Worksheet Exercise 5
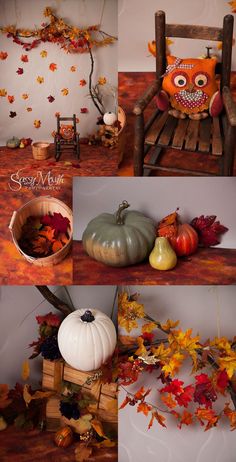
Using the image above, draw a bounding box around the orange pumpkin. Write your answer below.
[54,426,73,448]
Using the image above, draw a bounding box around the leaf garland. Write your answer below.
[118,291,236,431]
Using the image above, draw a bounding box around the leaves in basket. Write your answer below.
[41,212,70,234]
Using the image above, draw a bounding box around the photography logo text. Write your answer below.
[8,169,64,192]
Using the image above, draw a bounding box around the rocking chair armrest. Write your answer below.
[222,86,236,127]
[133,80,161,115]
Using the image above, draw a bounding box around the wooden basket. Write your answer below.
[118,106,127,165]
[42,359,118,431]
[32,142,50,160]
[9,196,72,267]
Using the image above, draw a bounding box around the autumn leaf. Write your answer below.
[91,419,107,438]
[161,319,179,332]
[36,76,44,84]
[40,50,47,58]
[0,88,7,97]
[98,76,107,85]
[36,312,61,327]
[21,360,30,381]
[191,215,228,247]
[79,79,87,86]
[218,351,236,378]
[195,407,219,431]
[23,384,54,406]
[141,332,154,343]
[16,67,24,75]
[224,403,236,430]
[0,51,8,60]
[34,119,41,128]
[118,292,144,332]
[160,379,184,395]
[55,111,60,117]
[9,111,17,118]
[75,443,92,462]
[26,107,32,112]
[7,95,15,104]
[38,225,55,241]
[175,385,194,408]
[119,395,131,409]
[211,337,232,354]
[178,410,193,428]
[47,95,55,103]
[148,411,166,429]
[151,343,172,362]
[0,384,12,409]
[32,236,51,255]
[80,107,88,113]
[161,393,176,409]
[52,240,63,253]
[216,369,229,393]
[41,212,70,234]
[162,352,185,377]
[61,88,69,96]
[194,373,217,408]
[135,337,148,357]
[22,93,29,99]
[70,65,77,72]
[141,322,157,333]
[49,62,57,71]
[168,329,200,370]
[229,1,236,13]
[137,402,152,416]
[134,386,151,401]
[21,54,28,62]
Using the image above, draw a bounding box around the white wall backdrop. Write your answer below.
[118,285,236,462]
[0,285,117,387]
[118,0,236,71]
[0,0,117,144]
[73,177,236,249]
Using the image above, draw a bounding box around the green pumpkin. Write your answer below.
[6,137,20,148]
[82,200,156,267]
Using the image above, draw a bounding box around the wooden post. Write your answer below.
[221,14,234,90]
[134,113,145,176]
[223,124,236,175]
[155,11,166,79]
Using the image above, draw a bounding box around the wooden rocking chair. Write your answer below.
[54,114,80,161]
[133,11,236,176]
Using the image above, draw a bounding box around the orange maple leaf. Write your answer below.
[7,95,15,104]
[52,240,63,254]
[195,408,219,431]
[38,226,55,242]
[0,51,8,60]
[224,403,236,430]
[134,386,151,401]
[177,410,193,428]
[141,322,157,333]
[119,395,131,410]
[137,402,152,416]
[148,411,166,429]
[80,79,87,86]
[49,62,57,71]
[161,393,176,409]
[135,337,148,357]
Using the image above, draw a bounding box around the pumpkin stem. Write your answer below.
[115,200,130,225]
[81,310,95,322]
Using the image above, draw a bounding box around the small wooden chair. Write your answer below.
[54,114,80,161]
[133,11,236,176]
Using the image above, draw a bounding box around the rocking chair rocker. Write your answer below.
[133,11,236,176]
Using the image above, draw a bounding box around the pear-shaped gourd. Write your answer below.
[149,237,177,271]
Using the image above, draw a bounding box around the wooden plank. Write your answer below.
[143,145,162,176]
[158,115,178,146]
[172,118,189,149]
[166,24,223,41]
[212,117,223,156]
[155,11,166,78]
[221,15,234,89]
[198,117,212,152]
[145,111,168,145]
[184,119,199,151]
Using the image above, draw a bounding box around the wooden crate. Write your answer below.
[42,359,118,431]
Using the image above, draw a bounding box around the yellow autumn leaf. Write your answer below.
[218,352,236,379]
[211,337,232,354]
[21,360,30,381]
[228,1,236,12]
[91,419,107,438]
[23,384,54,406]
[61,88,69,96]
[162,352,185,377]
[0,89,7,97]
[40,50,47,58]
[135,337,148,356]
[161,319,179,332]
[151,343,171,361]
[142,322,157,333]
[34,119,41,128]
[92,439,116,448]
[36,76,44,84]
[118,291,144,332]
[21,93,29,99]
[98,76,107,85]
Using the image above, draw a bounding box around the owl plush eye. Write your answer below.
[193,72,209,88]
[172,72,188,88]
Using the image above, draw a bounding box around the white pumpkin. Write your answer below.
[103,112,117,126]
[58,309,117,371]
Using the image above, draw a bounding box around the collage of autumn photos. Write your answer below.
[0,1,236,461]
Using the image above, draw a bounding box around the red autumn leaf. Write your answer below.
[216,369,229,393]
[160,379,184,395]
[119,395,131,410]
[21,54,28,62]
[141,332,154,343]
[40,213,70,234]
[0,51,8,60]
[80,107,89,113]
[137,402,152,416]
[52,240,63,253]
[9,111,17,118]
[47,95,55,103]
[8,95,15,104]
[36,312,61,327]
[190,215,228,247]
[119,360,140,385]
[49,63,57,71]
[80,79,87,86]
[175,385,194,408]
[16,67,24,75]
[134,386,151,401]
[194,373,217,408]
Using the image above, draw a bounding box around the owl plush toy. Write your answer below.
[156,56,223,120]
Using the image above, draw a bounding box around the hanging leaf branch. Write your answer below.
[118,291,236,431]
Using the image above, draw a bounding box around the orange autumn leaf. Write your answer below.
[32,236,51,255]
[162,352,185,377]
[135,337,148,357]
[36,76,44,84]
[52,240,63,254]
[59,232,69,245]
[38,225,55,242]
[0,51,8,60]
[22,93,29,100]
[23,384,54,406]
[157,211,178,239]
[229,1,236,12]
[61,88,69,96]
[7,95,15,104]
[134,386,151,401]
[0,384,12,409]
[49,62,57,71]
[21,54,28,62]
[224,403,236,430]
[119,395,131,410]
[79,79,87,86]
[161,393,176,409]
[141,322,157,333]
[161,319,179,332]
[70,65,76,72]
[91,419,107,438]
[195,408,219,431]
[98,76,107,85]
[178,410,193,428]
[137,402,152,416]
[148,411,166,429]
[75,443,92,462]
[55,112,61,117]
[34,119,41,128]
[0,88,7,97]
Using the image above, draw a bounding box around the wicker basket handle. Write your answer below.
[9,211,17,232]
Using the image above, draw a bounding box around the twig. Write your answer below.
[87,44,104,116]
[35,286,74,316]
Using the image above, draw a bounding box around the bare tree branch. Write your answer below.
[35,286,74,316]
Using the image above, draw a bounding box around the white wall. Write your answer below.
[0,285,117,387]
[0,0,117,144]
[118,0,236,71]
[73,177,236,249]
[119,285,236,462]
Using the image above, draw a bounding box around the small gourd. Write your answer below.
[149,237,177,270]
[58,309,117,371]
[103,112,117,126]
[54,426,73,448]
[6,137,20,148]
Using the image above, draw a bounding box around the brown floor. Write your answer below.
[118,72,236,176]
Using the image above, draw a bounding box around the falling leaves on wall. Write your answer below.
[36,76,44,84]
[70,65,76,72]
[98,76,107,85]
[0,51,8,60]
[79,79,87,86]
[22,93,29,99]
[55,112,60,117]
[34,119,41,128]
[49,62,57,71]
[16,67,24,75]
[26,107,32,112]
[228,1,236,13]
[9,111,16,118]
[80,107,88,113]
[61,88,69,96]
[47,95,55,103]
[40,50,47,58]
[21,54,28,62]
[0,88,7,96]
[7,95,15,104]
